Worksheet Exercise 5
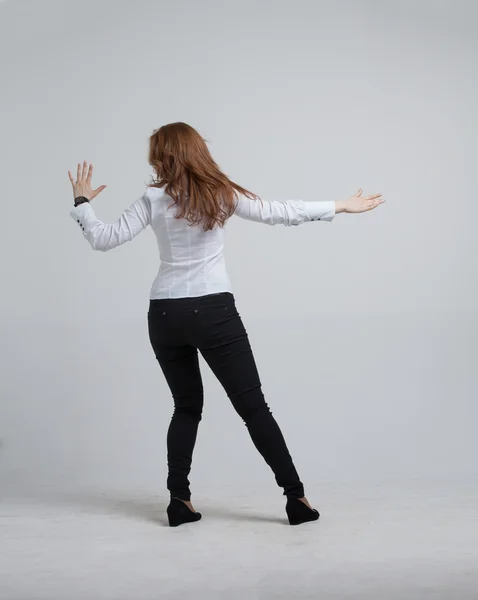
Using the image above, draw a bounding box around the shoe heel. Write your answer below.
[286,497,320,526]
[167,498,202,527]
[167,511,183,527]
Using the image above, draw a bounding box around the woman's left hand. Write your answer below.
[68,160,107,201]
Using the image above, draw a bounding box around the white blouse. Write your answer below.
[70,186,336,299]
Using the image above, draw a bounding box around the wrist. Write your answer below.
[334,200,347,214]
[74,196,90,207]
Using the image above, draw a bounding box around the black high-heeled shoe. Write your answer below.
[286,497,320,525]
[167,497,202,527]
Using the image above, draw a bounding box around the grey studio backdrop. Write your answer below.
[0,0,476,498]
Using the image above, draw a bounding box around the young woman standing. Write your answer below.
[68,122,385,526]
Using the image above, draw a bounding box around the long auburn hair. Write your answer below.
[148,122,260,231]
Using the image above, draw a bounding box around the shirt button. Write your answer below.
[77,219,80,223]
[194,309,198,313]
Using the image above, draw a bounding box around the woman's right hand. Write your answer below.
[335,189,385,213]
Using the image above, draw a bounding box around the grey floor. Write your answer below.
[1,481,477,600]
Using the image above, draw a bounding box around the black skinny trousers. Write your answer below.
[147,291,305,501]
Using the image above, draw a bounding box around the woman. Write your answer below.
[68,122,385,527]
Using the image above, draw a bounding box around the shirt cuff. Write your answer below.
[304,201,336,222]
[70,201,95,233]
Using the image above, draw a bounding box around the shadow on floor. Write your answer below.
[36,490,288,526]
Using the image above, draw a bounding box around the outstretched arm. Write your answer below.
[233,194,335,226]
[233,188,385,225]
[68,161,151,251]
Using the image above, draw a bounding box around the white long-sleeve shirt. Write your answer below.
[70,185,336,299]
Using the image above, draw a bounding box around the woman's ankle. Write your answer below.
[172,497,196,512]
[297,496,313,510]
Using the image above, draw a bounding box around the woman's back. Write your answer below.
[148,186,229,299]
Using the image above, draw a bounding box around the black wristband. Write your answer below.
[74,196,90,207]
